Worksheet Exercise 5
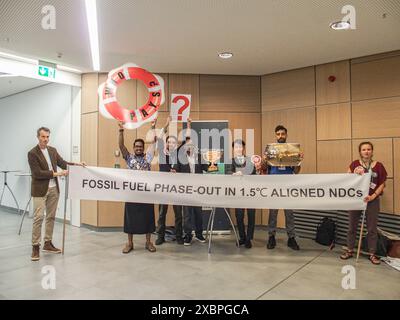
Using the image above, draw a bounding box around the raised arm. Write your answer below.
[145,118,157,159]
[118,122,130,160]
[158,116,171,141]
[185,118,192,140]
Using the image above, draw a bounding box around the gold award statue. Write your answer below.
[265,143,302,167]
[202,149,222,172]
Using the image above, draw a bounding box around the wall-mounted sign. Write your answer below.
[37,65,56,79]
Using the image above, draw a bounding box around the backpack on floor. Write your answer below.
[315,217,336,249]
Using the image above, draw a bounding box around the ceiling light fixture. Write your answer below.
[330,21,351,30]
[85,0,100,71]
[57,65,82,74]
[218,52,233,59]
[0,51,37,64]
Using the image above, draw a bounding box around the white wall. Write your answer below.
[0,82,81,226]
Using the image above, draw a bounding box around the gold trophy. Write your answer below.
[202,149,222,172]
[265,143,301,167]
[114,150,121,168]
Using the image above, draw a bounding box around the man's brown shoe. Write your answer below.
[42,241,62,254]
[31,245,40,261]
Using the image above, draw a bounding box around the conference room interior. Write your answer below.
[0,0,400,302]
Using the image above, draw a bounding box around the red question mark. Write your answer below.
[172,95,190,121]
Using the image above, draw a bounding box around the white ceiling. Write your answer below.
[0,75,49,99]
[0,0,400,75]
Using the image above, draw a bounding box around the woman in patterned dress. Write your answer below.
[118,120,157,253]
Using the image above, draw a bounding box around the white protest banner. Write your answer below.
[68,166,370,210]
[170,94,191,122]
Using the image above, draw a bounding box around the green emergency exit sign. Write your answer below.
[37,65,56,79]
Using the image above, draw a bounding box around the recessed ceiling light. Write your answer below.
[330,21,351,30]
[218,52,233,59]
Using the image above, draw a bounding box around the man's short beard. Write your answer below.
[277,138,286,143]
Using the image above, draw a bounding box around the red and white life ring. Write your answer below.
[98,63,165,129]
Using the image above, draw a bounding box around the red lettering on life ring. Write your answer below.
[98,63,165,129]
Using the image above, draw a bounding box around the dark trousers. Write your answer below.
[156,204,183,239]
[268,209,296,238]
[347,198,380,254]
[183,206,203,238]
[235,208,256,241]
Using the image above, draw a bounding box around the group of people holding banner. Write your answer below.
[28,122,387,265]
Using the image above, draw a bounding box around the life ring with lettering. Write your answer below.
[98,63,165,129]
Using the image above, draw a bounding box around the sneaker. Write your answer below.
[31,245,40,261]
[287,237,300,250]
[238,238,246,246]
[195,234,206,243]
[267,235,276,249]
[155,237,165,246]
[245,239,252,249]
[42,241,62,254]
[184,235,192,246]
[176,237,184,245]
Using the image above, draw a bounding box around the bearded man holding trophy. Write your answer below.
[263,125,303,251]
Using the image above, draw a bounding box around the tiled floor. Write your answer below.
[1,210,399,300]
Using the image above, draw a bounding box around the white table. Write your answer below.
[15,172,32,235]
[0,170,21,213]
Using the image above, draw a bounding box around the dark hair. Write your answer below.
[275,125,287,134]
[358,141,374,152]
[166,135,178,143]
[133,139,145,147]
[37,127,50,137]
[232,139,245,148]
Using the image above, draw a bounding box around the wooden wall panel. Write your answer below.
[351,50,400,64]
[393,138,400,214]
[98,201,124,227]
[81,73,99,114]
[169,74,200,112]
[116,79,137,110]
[351,55,400,101]
[199,112,262,156]
[316,103,351,140]
[381,179,394,214]
[262,107,316,173]
[81,112,98,166]
[81,200,98,226]
[200,75,260,113]
[261,67,315,111]
[316,60,350,105]
[97,121,136,170]
[98,116,122,168]
[351,138,393,178]
[352,97,400,138]
[317,140,352,173]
